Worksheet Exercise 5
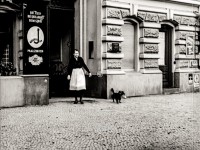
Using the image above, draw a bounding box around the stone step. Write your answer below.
[163,88,180,95]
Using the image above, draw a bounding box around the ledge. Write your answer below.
[21,74,49,77]
[102,1,131,9]
[175,54,197,59]
[175,40,186,45]
[102,19,124,25]
[140,69,162,74]
[139,53,160,59]
[102,70,125,75]
[103,53,124,59]
[139,38,160,44]
[102,36,124,42]
[139,22,161,29]
[175,68,200,73]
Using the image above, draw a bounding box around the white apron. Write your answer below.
[70,68,86,91]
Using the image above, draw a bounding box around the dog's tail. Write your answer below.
[111,88,114,93]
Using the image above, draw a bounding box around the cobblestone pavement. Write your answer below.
[0,92,200,150]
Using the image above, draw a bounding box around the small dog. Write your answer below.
[111,88,126,104]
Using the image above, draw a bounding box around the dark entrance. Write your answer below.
[159,25,173,88]
[49,8,74,97]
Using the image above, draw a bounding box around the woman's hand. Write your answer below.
[89,73,92,77]
[67,75,71,80]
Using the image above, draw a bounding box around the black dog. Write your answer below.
[111,88,126,104]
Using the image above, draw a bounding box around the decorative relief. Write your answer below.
[144,29,159,38]
[158,14,167,22]
[107,42,122,53]
[137,11,167,23]
[146,13,158,22]
[107,26,122,36]
[107,8,122,19]
[107,8,130,19]
[174,15,197,26]
[179,45,186,54]
[144,44,159,53]
[144,59,158,68]
[179,60,189,68]
[107,60,121,69]
[137,11,146,20]
[120,9,130,18]
[176,31,196,40]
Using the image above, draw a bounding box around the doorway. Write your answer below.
[49,8,74,97]
[159,24,173,88]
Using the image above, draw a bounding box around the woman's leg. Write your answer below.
[79,90,84,104]
[74,91,78,104]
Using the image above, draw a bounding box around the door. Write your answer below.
[49,8,74,97]
[159,25,173,88]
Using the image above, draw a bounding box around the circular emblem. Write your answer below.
[27,26,44,48]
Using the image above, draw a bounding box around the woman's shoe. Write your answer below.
[80,101,84,104]
[74,101,78,104]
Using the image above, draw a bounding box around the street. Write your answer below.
[0,92,200,150]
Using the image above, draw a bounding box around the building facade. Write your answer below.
[0,0,200,107]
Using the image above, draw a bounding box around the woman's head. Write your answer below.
[73,49,79,58]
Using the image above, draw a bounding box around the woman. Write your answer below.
[67,49,92,104]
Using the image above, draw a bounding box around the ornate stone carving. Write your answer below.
[146,13,158,22]
[107,42,122,53]
[144,44,159,53]
[120,9,130,18]
[179,45,186,54]
[107,60,121,69]
[107,26,122,36]
[173,16,182,24]
[144,59,158,68]
[144,29,159,38]
[158,14,167,22]
[137,11,167,23]
[137,11,147,20]
[174,15,197,26]
[107,8,122,19]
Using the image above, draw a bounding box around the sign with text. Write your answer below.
[23,3,48,74]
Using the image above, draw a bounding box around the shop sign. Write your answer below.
[23,3,48,74]
[188,73,193,85]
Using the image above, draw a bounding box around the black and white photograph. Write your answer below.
[0,0,200,149]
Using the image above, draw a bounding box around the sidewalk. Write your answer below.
[0,92,200,150]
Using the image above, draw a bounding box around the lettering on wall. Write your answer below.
[107,60,121,69]
[23,3,48,74]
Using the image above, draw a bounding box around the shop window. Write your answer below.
[0,14,13,65]
[121,21,135,71]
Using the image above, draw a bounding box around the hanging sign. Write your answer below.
[23,3,48,74]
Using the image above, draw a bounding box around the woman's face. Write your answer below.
[74,51,79,58]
